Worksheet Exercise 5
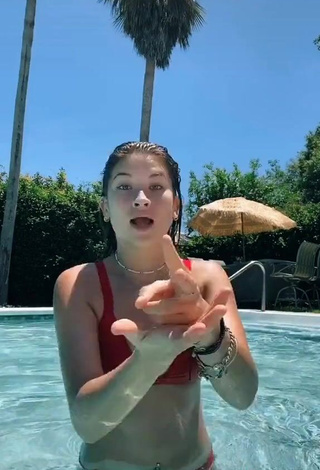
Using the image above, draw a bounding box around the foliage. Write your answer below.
[184,125,320,263]
[287,126,320,203]
[0,170,105,306]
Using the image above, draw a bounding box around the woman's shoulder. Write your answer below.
[53,262,104,307]
[55,262,97,287]
[188,257,230,294]
[188,257,226,277]
[53,262,106,323]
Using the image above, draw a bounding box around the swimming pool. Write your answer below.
[1,316,319,470]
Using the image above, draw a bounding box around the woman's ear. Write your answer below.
[100,197,109,222]
[173,197,180,221]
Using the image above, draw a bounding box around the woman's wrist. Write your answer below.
[193,329,238,380]
[133,348,174,375]
[193,318,225,350]
[196,329,231,363]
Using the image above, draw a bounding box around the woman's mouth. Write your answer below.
[130,217,154,230]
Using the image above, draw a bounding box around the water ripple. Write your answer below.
[1,319,320,469]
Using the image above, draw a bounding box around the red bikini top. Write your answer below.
[96,259,199,385]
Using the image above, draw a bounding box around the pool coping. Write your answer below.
[1,307,320,328]
[239,309,320,327]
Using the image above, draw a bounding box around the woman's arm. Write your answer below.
[70,350,167,444]
[197,261,259,410]
[53,266,170,444]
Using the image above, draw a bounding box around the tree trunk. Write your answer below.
[0,0,37,306]
[139,58,156,142]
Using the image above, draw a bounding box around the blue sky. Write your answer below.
[1,0,320,201]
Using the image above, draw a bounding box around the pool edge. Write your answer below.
[1,307,320,327]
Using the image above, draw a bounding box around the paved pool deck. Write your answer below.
[0,307,319,328]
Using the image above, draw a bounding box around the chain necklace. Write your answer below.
[114,251,166,275]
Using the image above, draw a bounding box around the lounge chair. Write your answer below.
[272,241,320,309]
[306,247,320,308]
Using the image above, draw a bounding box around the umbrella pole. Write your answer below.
[241,213,246,261]
[242,236,246,261]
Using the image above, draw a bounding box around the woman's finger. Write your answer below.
[152,313,192,325]
[162,235,187,277]
[111,318,149,347]
[162,234,209,299]
[170,268,199,296]
[211,287,232,306]
[182,322,207,344]
[135,280,174,308]
[111,318,138,336]
[198,287,231,322]
[142,294,196,315]
[199,304,227,329]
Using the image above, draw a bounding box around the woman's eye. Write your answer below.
[117,184,131,190]
[150,184,163,190]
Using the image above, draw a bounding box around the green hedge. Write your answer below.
[0,170,106,306]
[1,125,320,306]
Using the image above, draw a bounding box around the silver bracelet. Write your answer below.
[192,329,238,380]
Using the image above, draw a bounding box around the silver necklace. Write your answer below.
[114,251,166,275]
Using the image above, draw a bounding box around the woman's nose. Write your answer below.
[133,190,151,208]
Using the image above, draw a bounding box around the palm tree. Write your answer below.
[314,35,320,51]
[100,0,205,141]
[0,0,37,305]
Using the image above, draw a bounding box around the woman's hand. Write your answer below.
[111,317,208,367]
[134,235,230,345]
[135,236,206,324]
[111,235,231,361]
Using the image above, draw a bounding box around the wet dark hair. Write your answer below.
[99,141,183,256]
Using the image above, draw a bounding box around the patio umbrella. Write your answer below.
[189,197,297,260]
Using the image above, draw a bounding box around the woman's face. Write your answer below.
[101,152,179,246]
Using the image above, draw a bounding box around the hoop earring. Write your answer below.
[103,216,109,223]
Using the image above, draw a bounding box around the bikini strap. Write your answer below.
[183,258,192,271]
[95,261,114,315]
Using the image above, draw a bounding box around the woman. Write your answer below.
[53,142,258,470]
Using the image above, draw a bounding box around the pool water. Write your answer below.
[0,318,319,470]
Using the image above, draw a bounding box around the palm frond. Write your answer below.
[98,0,205,69]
